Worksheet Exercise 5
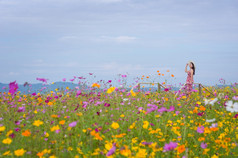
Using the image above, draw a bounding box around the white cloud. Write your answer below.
[97,35,137,43]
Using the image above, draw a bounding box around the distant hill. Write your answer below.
[0,82,88,94]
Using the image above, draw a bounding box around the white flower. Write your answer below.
[206,118,216,123]
[218,93,224,99]
[204,98,218,105]
[123,98,129,101]
[225,100,238,113]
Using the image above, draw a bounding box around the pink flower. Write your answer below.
[106,143,116,156]
[62,78,66,82]
[197,126,204,133]
[9,81,18,95]
[164,142,177,151]
[69,121,77,127]
[201,142,207,149]
[36,78,48,83]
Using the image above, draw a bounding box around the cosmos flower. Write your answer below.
[36,78,48,83]
[206,118,216,123]
[111,122,119,129]
[9,81,18,95]
[106,143,116,156]
[197,126,204,133]
[225,100,238,112]
[201,142,207,149]
[14,149,26,157]
[69,121,77,127]
[204,98,218,105]
[164,142,178,151]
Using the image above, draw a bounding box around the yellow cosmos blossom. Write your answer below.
[49,156,57,158]
[111,122,119,129]
[211,155,219,158]
[50,125,60,132]
[33,120,44,127]
[130,89,136,97]
[2,138,12,144]
[3,150,11,156]
[6,130,13,137]
[135,148,147,158]
[14,149,26,157]
[107,87,116,93]
[120,146,131,157]
[143,121,149,129]
[0,126,6,132]
[120,114,125,117]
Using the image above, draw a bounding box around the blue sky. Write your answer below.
[0,0,237,86]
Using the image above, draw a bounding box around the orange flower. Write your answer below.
[162,82,165,85]
[171,74,174,77]
[177,145,185,153]
[158,73,161,76]
[59,120,65,125]
[37,152,44,157]
[167,70,170,72]
[91,83,100,88]
[162,74,164,76]
[22,129,31,137]
[51,115,58,118]
[157,70,159,72]
[210,127,219,132]
[48,102,53,106]
[146,76,149,78]
[199,106,206,111]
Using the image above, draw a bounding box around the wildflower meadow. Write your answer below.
[0,72,238,158]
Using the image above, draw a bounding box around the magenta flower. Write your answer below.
[62,78,66,82]
[36,78,48,83]
[9,81,18,95]
[164,88,169,92]
[164,142,178,151]
[197,126,204,133]
[167,106,175,112]
[104,103,111,107]
[106,143,116,156]
[158,107,167,113]
[201,142,207,149]
[69,121,77,127]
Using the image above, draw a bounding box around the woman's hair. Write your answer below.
[191,62,195,75]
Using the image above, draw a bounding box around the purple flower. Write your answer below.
[197,112,204,116]
[17,107,25,112]
[201,142,207,149]
[164,88,169,92]
[36,78,48,83]
[32,93,36,96]
[69,121,77,127]
[234,114,238,118]
[164,142,178,151]
[233,96,238,101]
[167,106,175,112]
[104,103,110,107]
[175,111,180,115]
[106,143,116,156]
[158,107,167,113]
[197,126,204,133]
[142,142,153,145]
[9,81,18,95]
[62,78,66,82]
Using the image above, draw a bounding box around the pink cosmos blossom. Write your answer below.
[69,121,77,127]
[201,142,207,149]
[36,78,48,83]
[164,142,178,151]
[106,143,116,156]
[197,126,204,133]
[9,81,18,95]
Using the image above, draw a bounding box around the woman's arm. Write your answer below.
[191,69,194,83]
[185,63,188,73]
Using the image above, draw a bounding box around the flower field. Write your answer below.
[0,75,238,158]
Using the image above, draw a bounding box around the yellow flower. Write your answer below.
[3,150,11,156]
[92,83,100,88]
[135,148,147,158]
[6,130,13,136]
[0,126,6,132]
[49,155,57,158]
[111,122,119,129]
[14,149,26,157]
[50,125,60,132]
[37,152,44,157]
[120,146,131,157]
[130,89,136,97]
[33,120,44,127]
[2,138,12,144]
[211,155,219,158]
[107,87,116,93]
[120,114,125,118]
[143,121,149,129]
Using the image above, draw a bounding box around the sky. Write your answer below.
[0,0,238,86]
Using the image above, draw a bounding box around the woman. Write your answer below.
[185,61,195,96]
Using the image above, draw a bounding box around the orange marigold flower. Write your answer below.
[162,74,164,76]
[167,70,170,72]
[146,76,149,78]
[199,106,206,111]
[171,74,174,77]
[92,83,100,88]
[22,129,31,137]
[51,115,58,118]
[37,152,44,157]
[158,73,161,76]
[59,120,65,125]
[157,70,159,72]
[177,145,185,153]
